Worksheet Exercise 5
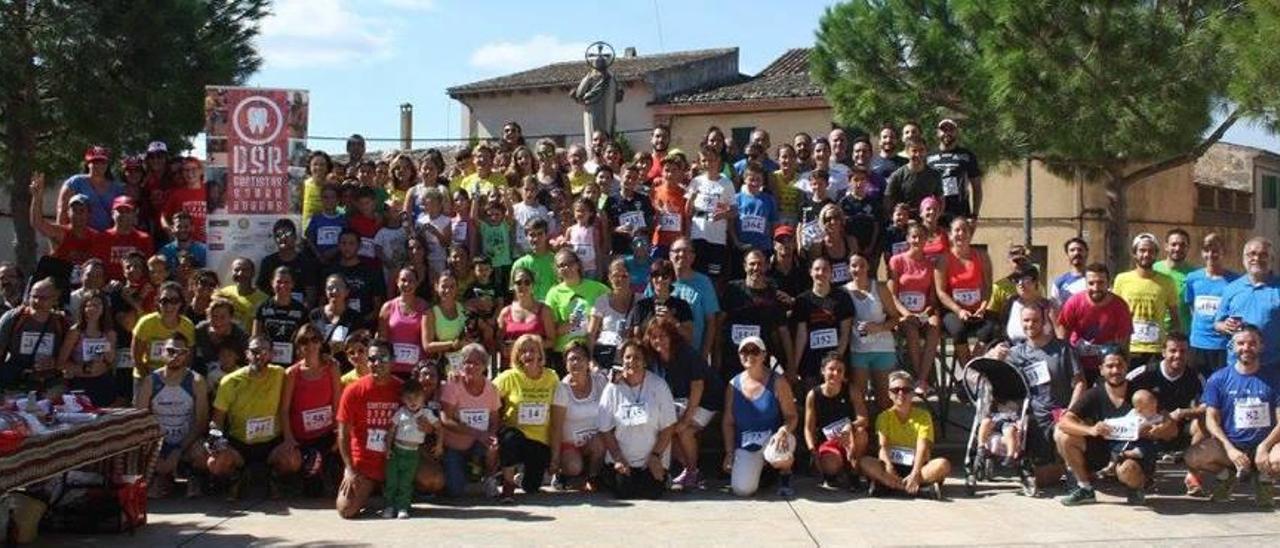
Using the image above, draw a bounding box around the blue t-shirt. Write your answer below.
[646,271,720,352]
[63,174,125,231]
[735,190,777,254]
[1214,276,1280,371]
[733,158,779,178]
[1051,271,1087,306]
[1202,366,1280,449]
[161,241,208,269]
[623,254,651,295]
[1184,268,1240,350]
[304,211,348,257]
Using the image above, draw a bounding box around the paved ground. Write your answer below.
[37,466,1280,547]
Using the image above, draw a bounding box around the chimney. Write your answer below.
[399,103,413,151]
[623,47,637,58]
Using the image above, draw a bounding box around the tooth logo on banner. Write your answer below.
[231,95,283,146]
[246,107,269,135]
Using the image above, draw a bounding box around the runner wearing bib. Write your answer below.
[423,275,471,376]
[718,250,789,381]
[935,217,994,365]
[494,334,562,503]
[1113,234,1182,370]
[588,259,635,369]
[804,354,869,489]
[134,334,208,499]
[861,371,950,499]
[1182,233,1239,375]
[336,341,402,518]
[253,268,308,367]
[279,325,343,488]
[723,336,798,498]
[552,344,608,490]
[379,268,428,376]
[131,282,196,379]
[440,344,501,497]
[209,335,288,499]
[889,221,941,393]
[806,204,855,286]
[790,257,855,386]
[58,289,118,406]
[845,254,900,406]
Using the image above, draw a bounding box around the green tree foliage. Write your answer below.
[812,0,1278,268]
[0,0,267,272]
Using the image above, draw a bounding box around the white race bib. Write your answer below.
[888,446,916,466]
[517,402,549,426]
[953,288,981,307]
[316,226,341,246]
[301,406,333,432]
[740,214,766,235]
[730,324,761,345]
[831,262,851,283]
[573,242,596,266]
[1193,296,1221,318]
[459,409,490,431]
[393,343,420,365]
[598,330,622,347]
[358,237,376,258]
[1024,360,1051,387]
[1131,321,1160,344]
[245,416,276,442]
[326,325,348,345]
[802,220,822,243]
[942,175,960,197]
[366,428,388,453]
[822,417,851,441]
[658,212,682,232]
[80,338,110,363]
[741,430,770,449]
[809,327,838,349]
[271,342,294,364]
[572,428,597,446]
[116,352,134,370]
[148,340,167,360]
[620,404,649,426]
[1103,415,1139,441]
[348,298,362,313]
[619,210,646,229]
[900,291,926,312]
[1234,398,1272,430]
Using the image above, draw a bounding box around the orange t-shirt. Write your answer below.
[649,178,688,248]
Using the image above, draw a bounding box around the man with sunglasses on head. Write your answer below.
[0,278,67,392]
[136,334,209,498]
[336,340,402,518]
[257,219,321,308]
[207,334,290,500]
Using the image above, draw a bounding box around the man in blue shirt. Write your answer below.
[1214,237,1280,373]
[647,237,720,360]
[1184,327,1280,507]
[1185,233,1240,375]
[1051,237,1090,306]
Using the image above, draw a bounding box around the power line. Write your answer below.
[304,127,656,143]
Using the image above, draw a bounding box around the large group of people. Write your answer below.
[3,119,1278,519]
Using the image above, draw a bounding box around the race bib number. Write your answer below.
[1103,415,1139,441]
[301,406,333,432]
[942,176,960,197]
[348,298,362,314]
[619,210,646,229]
[953,288,981,307]
[393,343,420,364]
[366,428,387,453]
[730,324,761,345]
[1234,398,1272,430]
[740,214,766,235]
[80,338,110,362]
[620,403,649,426]
[741,430,770,449]
[802,221,822,243]
[888,446,916,466]
[316,226,341,246]
[598,330,622,347]
[658,212,682,232]
[459,409,489,431]
[271,342,294,364]
[822,417,851,441]
[148,340,167,360]
[900,291,926,313]
[1131,321,1160,344]
[1024,360,1051,387]
[517,402,549,426]
[831,262,851,283]
[358,237,376,258]
[445,351,465,373]
[572,428,597,446]
[1193,296,1220,318]
[116,352,134,371]
[809,327,838,349]
[245,416,276,442]
[694,191,718,212]
[573,243,595,266]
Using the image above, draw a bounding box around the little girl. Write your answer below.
[477,196,514,291]
[384,379,441,519]
[415,187,452,277]
[567,197,604,278]
[451,189,476,256]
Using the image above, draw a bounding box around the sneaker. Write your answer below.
[1126,488,1146,505]
[1058,486,1097,506]
[1211,475,1237,502]
[1254,477,1275,509]
[381,507,395,519]
[929,483,944,501]
[867,480,880,497]
[482,475,501,498]
[500,483,516,505]
[396,509,410,519]
[777,485,795,499]
[551,474,568,491]
[819,476,839,491]
[672,468,700,490]
[1184,473,1204,497]
[185,478,203,499]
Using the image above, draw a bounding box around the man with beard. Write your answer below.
[1051,238,1090,306]
[732,129,779,176]
[1126,333,1207,495]
[884,138,943,218]
[850,137,886,201]
[135,334,209,498]
[717,249,792,380]
[793,132,815,172]
[1215,237,1280,374]
[646,126,671,183]
[323,230,386,327]
[1154,229,1196,332]
[926,118,983,225]
[256,219,321,308]
[1114,234,1182,370]
[159,212,208,270]
[207,335,291,500]
[1057,263,1134,385]
[870,124,907,184]
[336,340,403,517]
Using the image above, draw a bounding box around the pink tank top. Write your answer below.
[890,252,935,313]
[387,297,425,373]
[501,303,546,343]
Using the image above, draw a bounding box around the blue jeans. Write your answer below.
[443,441,488,497]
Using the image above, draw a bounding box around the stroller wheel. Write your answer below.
[983,457,995,481]
[965,473,977,496]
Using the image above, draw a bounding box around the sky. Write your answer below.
[240,0,1278,156]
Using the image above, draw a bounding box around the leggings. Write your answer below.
[499,427,551,493]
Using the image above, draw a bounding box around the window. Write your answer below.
[730,126,755,160]
[1263,174,1278,209]
[1197,185,1215,209]
[1194,184,1254,228]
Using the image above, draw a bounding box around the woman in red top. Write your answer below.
[888,221,941,394]
[933,217,994,366]
[496,267,556,366]
[161,157,208,242]
[278,324,343,489]
[919,197,950,265]
[30,173,103,286]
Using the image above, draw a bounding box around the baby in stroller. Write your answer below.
[978,398,1023,467]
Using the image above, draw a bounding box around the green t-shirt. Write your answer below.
[1152,260,1195,332]
[479,219,513,267]
[545,279,611,351]
[512,251,556,301]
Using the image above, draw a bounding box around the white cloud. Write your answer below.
[469,35,588,73]
[257,0,393,69]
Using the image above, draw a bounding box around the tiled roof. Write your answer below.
[659,48,824,104]
[447,48,738,96]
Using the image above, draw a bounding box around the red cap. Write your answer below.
[84,146,110,163]
[122,156,143,169]
[112,196,137,211]
[773,225,795,240]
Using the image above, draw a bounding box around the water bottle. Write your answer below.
[206,421,229,452]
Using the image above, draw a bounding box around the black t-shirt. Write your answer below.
[768,260,808,304]
[464,277,502,320]
[810,383,858,437]
[256,249,322,304]
[885,165,942,215]
[882,224,909,259]
[870,155,907,183]
[603,193,655,254]
[1069,383,1134,424]
[192,321,248,376]
[792,289,855,377]
[323,261,386,320]
[799,197,834,236]
[626,295,694,339]
[254,298,308,365]
[652,344,723,410]
[926,147,982,219]
[308,306,366,354]
[838,192,883,254]
[720,280,786,360]
[1127,363,1203,413]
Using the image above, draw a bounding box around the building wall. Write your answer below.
[1256,157,1280,242]
[665,108,833,153]
[456,83,655,152]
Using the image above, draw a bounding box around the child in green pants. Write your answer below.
[384,379,441,519]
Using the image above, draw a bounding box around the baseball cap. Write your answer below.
[737,336,766,353]
[121,156,143,170]
[660,149,687,166]
[937,118,958,130]
[146,141,169,155]
[68,194,91,207]
[773,225,795,241]
[111,196,137,211]
[83,146,109,163]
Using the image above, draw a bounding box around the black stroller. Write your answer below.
[960,358,1037,496]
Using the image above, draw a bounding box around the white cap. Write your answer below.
[737,336,766,353]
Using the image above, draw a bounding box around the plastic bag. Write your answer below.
[763,430,795,467]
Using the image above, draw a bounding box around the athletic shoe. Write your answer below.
[500,483,516,505]
[551,474,568,491]
[867,481,880,497]
[1211,475,1237,502]
[777,485,795,499]
[1184,473,1204,497]
[673,468,700,490]
[929,483,944,501]
[396,509,410,519]
[819,475,839,491]
[483,475,501,498]
[1254,477,1274,509]
[1126,488,1146,505]
[381,507,395,519]
[1058,486,1097,506]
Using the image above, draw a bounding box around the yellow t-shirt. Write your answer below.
[770,170,802,222]
[567,171,593,196]
[340,368,365,387]
[131,312,196,376]
[494,367,560,445]
[876,406,934,449]
[214,285,269,331]
[301,176,325,231]
[213,365,286,444]
[451,172,504,199]
[987,278,1016,314]
[1112,270,1180,354]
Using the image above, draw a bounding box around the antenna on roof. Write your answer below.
[652,0,665,51]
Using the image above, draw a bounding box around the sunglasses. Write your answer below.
[159,297,181,305]
[369,354,389,363]
[889,386,912,395]
[163,347,186,357]
[738,347,763,356]
[248,347,269,355]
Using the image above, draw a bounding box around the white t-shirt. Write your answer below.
[373,227,408,272]
[597,373,678,468]
[513,202,554,252]
[795,163,850,201]
[591,294,632,348]
[553,372,608,447]
[687,174,736,245]
[391,406,440,447]
[415,213,452,273]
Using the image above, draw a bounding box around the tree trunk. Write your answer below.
[3,0,39,274]
[1104,178,1129,274]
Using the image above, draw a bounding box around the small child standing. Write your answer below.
[567,197,604,278]
[383,379,441,519]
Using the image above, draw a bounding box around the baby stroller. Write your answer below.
[960,358,1037,496]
